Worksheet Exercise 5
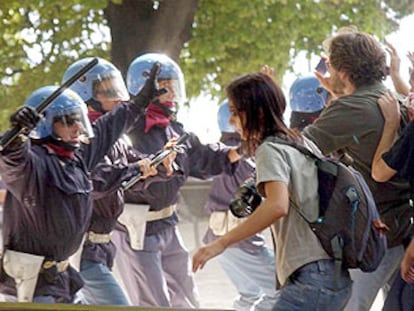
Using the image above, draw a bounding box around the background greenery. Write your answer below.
[1,0,413,131]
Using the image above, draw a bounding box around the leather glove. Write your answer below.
[132,62,168,110]
[0,132,27,152]
[10,106,41,133]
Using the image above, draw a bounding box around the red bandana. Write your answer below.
[88,111,103,124]
[45,143,75,160]
[145,102,175,133]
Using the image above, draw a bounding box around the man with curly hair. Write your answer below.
[304,30,414,310]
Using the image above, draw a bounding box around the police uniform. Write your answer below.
[111,119,233,308]
[0,101,143,303]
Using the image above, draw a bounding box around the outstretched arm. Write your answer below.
[386,41,410,97]
[407,51,414,92]
[192,180,288,272]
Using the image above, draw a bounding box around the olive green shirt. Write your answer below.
[304,82,413,247]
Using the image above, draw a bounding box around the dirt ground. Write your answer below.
[178,218,236,310]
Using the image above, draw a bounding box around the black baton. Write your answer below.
[0,57,99,151]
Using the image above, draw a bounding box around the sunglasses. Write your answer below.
[53,114,82,126]
[95,88,119,98]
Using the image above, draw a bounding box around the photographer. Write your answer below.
[203,99,276,311]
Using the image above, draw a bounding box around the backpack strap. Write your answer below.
[268,136,340,179]
[266,135,317,225]
[267,135,321,160]
[269,135,346,287]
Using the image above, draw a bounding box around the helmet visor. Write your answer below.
[52,103,94,143]
[92,70,130,102]
[158,78,186,104]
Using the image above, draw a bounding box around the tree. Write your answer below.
[182,0,414,97]
[0,0,110,123]
[105,0,198,76]
[0,0,413,131]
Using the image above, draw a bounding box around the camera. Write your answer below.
[315,58,328,75]
[229,179,262,218]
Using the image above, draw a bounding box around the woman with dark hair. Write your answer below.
[192,72,352,310]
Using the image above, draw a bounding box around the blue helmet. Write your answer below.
[217,99,236,133]
[127,53,186,104]
[62,57,129,103]
[24,85,94,142]
[289,75,328,113]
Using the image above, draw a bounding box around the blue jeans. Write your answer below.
[218,246,277,310]
[383,268,414,311]
[344,245,404,311]
[273,259,352,311]
[79,259,130,305]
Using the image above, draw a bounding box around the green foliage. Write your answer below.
[0,0,413,131]
[0,0,110,129]
[182,0,409,100]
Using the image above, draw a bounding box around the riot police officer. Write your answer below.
[62,57,172,305]
[0,61,163,303]
[111,53,240,308]
[289,75,329,131]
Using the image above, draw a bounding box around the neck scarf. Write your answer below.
[45,143,75,160]
[145,101,175,133]
[88,110,103,124]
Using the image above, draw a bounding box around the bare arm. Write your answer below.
[407,51,414,92]
[0,189,6,205]
[386,41,410,96]
[371,92,400,182]
[401,239,414,283]
[192,180,288,272]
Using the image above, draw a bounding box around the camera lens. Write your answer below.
[229,199,251,218]
[229,179,262,218]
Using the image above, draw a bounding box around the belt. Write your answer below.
[42,260,69,273]
[147,204,176,222]
[209,210,246,236]
[86,231,111,244]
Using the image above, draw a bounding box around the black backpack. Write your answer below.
[273,137,388,272]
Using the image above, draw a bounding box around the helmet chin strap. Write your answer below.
[49,135,80,151]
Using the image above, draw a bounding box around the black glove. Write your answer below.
[132,62,168,110]
[9,106,41,133]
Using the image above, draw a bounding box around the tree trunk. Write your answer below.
[105,0,199,76]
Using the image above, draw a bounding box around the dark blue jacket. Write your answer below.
[123,118,234,235]
[0,101,142,302]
